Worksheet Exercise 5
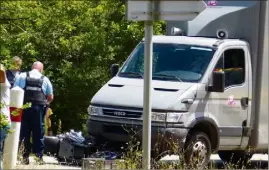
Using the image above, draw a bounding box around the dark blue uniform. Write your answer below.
[5,70,20,88]
[17,72,48,163]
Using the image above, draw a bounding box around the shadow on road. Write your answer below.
[211,160,268,169]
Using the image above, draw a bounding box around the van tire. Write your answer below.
[218,151,253,167]
[184,131,212,168]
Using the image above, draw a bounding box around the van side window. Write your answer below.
[214,49,245,88]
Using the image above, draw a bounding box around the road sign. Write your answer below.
[126,0,207,21]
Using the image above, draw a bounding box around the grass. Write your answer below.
[78,126,266,169]
[11,126,267,169]
[15,142,80,169]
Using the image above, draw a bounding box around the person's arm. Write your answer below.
[45,78,54,104]
[47,95,54,104]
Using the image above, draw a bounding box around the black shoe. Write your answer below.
[21,157,30,165]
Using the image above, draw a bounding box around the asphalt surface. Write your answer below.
[161,154,268,169]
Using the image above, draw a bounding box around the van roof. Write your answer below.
[142,35,245,48]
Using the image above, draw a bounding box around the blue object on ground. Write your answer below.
[89,151,120,160]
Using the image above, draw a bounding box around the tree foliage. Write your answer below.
[0,0,165,133]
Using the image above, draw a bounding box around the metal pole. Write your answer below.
[142,20,153,170]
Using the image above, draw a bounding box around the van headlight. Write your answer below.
[88,106,102,115]
[166,113,183,123]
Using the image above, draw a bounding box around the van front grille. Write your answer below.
[102,109,142,118]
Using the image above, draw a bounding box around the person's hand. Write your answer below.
[47,130,53,136]
[47,127,53,136]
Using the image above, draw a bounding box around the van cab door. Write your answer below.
[207,45,251,148]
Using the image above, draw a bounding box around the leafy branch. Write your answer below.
[0,102,31,133]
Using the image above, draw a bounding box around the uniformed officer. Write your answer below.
[13,61,54,164]
[6,56,22,88]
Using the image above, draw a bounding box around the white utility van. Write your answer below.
[87,0,268,166]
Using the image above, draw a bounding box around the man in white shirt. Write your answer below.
[0,64,11,170]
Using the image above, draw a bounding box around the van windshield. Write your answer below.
[119,42,216,82]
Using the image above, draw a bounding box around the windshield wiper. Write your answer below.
[120,71,143,78]
[153,73,183,82]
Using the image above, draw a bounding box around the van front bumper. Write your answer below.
[87,116,189,153]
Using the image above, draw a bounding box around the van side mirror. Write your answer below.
[110,64,119,77]
[207,71,225,93]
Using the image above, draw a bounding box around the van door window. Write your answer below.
[214,49,245,88]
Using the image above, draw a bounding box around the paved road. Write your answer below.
[16,164,81,169]
[161,154,268,169]
[16,156,80,169]
[161,153,268,161]
[17,154,268,169]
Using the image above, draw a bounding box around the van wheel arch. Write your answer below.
[187,120,219,152]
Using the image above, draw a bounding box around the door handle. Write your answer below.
[182,98,194,104]
[241,97,249,109]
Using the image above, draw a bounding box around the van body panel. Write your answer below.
[87,118,189,150]
[91,77,194,111]
[203,43,251,148]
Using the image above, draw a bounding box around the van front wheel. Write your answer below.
[184,131,212,168]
